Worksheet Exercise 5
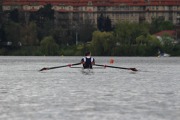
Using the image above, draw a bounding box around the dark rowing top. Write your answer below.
[81,56,95,69]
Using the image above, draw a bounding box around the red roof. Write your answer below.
[154,30,176,37]
[2,0,180,6]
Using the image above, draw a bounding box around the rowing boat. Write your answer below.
[81,68,94,75]
[39,63,137,72]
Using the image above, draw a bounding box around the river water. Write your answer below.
[0,56,180,120]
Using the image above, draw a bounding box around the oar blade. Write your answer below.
[129,68,138,71]
[39,67,49,71]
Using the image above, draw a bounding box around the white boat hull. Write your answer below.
[158,53,170,57]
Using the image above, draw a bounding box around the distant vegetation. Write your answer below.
[0,4,180,56]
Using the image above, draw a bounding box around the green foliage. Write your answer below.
[1,7,179,56]
[150,17,174,34]
[21,22,39,46]
[0,48,8,55]
[40,36,59,55]
[97,14,112,32]
[138,35,160,55]
[172,44,180,56]
[34,4,54,27]
[136,35,147,45]
[38,4,54,21]
[147,35,161,47]
[112,45,139,56]
[78,19,96,43]
[30,4,55,41]
[114,21,149,44]
[7,46,42,56]
[4,21,21,46]
[61,49,75,56]
[0,24,6,41]
[136,34,161,55]
[90,31,115,56]
[160,34,174,53]
[9,9,19,23]
[52,27,64,45]
[59,45,83,56]
[136,45,147,56]
[104,16,112,32]
[37,20,54,41]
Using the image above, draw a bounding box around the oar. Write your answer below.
[39,63,81,71]
[94,64,138,71]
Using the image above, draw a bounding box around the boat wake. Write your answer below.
[81,69,94,75]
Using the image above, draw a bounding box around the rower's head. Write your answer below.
[85,51,91,56]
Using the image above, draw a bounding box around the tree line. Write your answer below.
[0,4,180,56]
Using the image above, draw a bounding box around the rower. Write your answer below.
[81,51,95,69]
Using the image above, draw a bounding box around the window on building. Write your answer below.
[156,6,158,10]
[88,1,92,6]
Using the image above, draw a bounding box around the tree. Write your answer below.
[30,4,55,40]
[0,0,5,43]
[136,33,161,56]
[4,21,21,48]
[97,13,104,31]
[97,14,112,32]
[52,27,64,45]
[0,25,5,43]
[21,22,39,46]
[40,36,59,55]
[9,9,19,23]
[0,0,4,43]
[150,17,174,34]
[90,31,115,56]
[104,16,112,31]
[37,20,54,40]
[78,19,96,44]
[161,34,174,53]
[136,35,147,45]
[147,35,161,47]
[114,21,149,45]
[0,0,2,24]
[36,4,54,27]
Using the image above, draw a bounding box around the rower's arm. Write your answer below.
[81,58,85,64]
[92,58,95,65]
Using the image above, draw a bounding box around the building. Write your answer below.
[2,0,180,25]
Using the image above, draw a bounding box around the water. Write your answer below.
[0,56,180,120]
